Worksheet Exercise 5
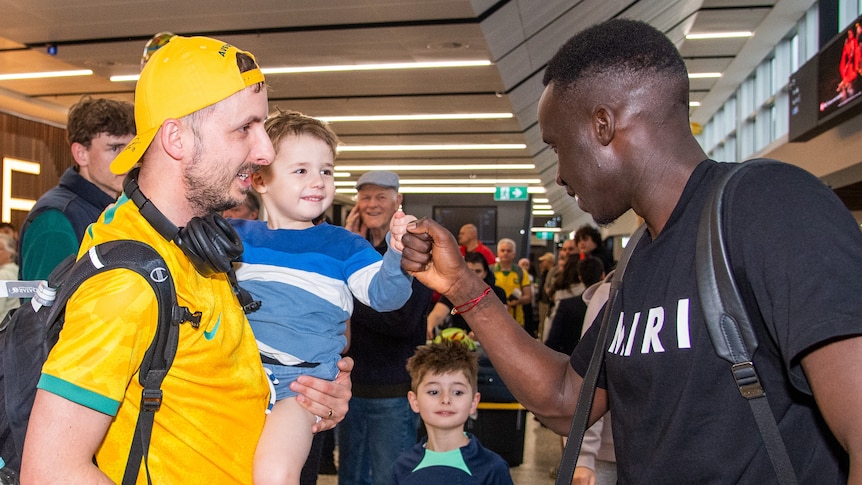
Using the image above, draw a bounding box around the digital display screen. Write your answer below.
[432,206,497,245]
[817,18,862,123]
[789,13,862,142]
[788,57,820,142]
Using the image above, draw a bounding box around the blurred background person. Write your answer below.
[493,238,532,332]
[457,223,496,266]
[536,252,556,338]
[223,190,261,220]
[18,96,135,280]
[542,238,576,306]
[0,233,20,317]
[0,223,18,247]
[544,257,604,355]
[574,224,615,273]
[518,257,539,337]
[542,254,585,343]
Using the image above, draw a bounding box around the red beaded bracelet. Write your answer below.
[450,287,493,315]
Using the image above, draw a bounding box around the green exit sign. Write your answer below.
[535,231,554,240]
[494,186,528,201]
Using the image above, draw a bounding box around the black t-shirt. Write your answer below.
[571,159,861,483]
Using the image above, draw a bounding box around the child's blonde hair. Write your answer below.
[264,109,340,159]
[406,339,478,392]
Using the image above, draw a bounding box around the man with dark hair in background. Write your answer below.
[402,19,862,483]
[574,224,614,273]
[19,96,135,280]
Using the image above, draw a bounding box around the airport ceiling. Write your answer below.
[0,0,811,232]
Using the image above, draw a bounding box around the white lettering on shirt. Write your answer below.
[624,312,640,356]
[677,299,691,349]
[607,298,692,356]
[641,307,665,354]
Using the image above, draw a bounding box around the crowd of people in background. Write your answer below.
[7,17,852,485]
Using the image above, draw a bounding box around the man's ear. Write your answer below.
[70,142,89,167]
[594,105,615,147]
[159,119,185,161]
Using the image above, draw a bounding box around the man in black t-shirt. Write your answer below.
[400,19,862,484]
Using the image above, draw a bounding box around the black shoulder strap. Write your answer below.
[41,240,189,485]
[555,224,647,485]
[695,159,798,485]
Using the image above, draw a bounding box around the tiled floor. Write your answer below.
[316,412,561,485]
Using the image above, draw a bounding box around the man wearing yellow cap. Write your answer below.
[22,36,353,484]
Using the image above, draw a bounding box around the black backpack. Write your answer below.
[0,240,201,483]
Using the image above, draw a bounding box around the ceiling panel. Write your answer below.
[0,0,806,234]
[685,57,734,72]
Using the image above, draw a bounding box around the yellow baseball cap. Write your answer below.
[111,35,265,174]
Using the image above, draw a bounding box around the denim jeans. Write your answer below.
[337,396,419,485]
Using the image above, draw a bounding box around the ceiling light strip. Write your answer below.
[338,144,526,152]
[685,31,753,40]
[531,227,561,232]
[688,72,722,79]
[334,164,535,171]
[0,69,93,81]
[337,186,546,194]
[112,60,492,83]
[318,113,513,122]
[263,60,491,74]
[335,178,541,186]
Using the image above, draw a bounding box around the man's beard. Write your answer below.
[183,141,245,216]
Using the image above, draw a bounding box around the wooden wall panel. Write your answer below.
[0,112,71,231]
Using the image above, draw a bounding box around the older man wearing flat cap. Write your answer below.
[340,171,434,485]
[345,171,401,248]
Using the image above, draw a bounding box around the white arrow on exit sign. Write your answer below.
[494,186,528,201]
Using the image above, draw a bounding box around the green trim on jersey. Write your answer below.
[413,446,472,475]
[37,373,121,416]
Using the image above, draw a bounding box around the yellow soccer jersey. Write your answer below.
[38,195,269,484]
[493,266,530,326]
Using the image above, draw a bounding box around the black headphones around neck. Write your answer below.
[123,167,244,277]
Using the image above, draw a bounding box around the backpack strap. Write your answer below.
[555,224,647,485]
[39,240,190,485]
[695,159,798,484]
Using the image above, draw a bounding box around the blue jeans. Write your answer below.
[337,396,418,485]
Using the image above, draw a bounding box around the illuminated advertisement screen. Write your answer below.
[818,17,862,122]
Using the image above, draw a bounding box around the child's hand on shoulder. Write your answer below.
[389,210,417,253]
